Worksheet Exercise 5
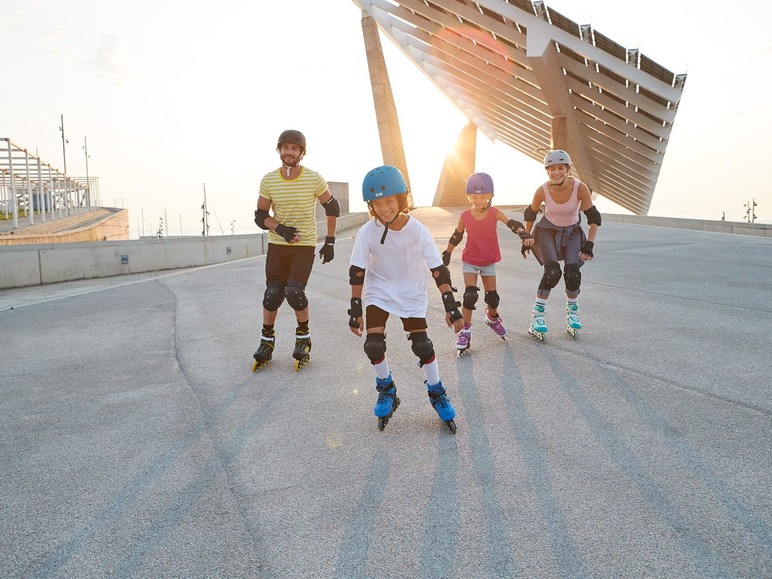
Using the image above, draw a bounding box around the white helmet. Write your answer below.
[544,150,571,167]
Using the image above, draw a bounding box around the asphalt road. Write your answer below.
[1,208,771,578]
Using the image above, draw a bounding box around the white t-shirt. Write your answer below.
[350,216,443,318]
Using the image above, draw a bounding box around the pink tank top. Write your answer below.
[461,207,501,266]
[542,179,581,227]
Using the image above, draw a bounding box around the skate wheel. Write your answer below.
[528,328,545,343]
[567,328,578,339]
[294,357,309,372]
[378,417,387,431]
[252,360,258,373]
[446,420,457,434]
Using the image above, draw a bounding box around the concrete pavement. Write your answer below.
[1,207,771,577]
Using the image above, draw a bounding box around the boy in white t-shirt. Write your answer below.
[348,165,464,433]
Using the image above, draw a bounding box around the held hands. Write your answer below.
[318,236,335,263]
[275,223,301,244]
[441,250,452,267]
[520,232,534,259]
[348,297,363,336]
[441,291,464,332]
[580,240,594,261]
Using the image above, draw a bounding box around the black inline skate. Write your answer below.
[292,328,311,371]
[252,328,275,372]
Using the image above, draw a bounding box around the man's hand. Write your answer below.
[275,223,300,244]
[319,236,335,263]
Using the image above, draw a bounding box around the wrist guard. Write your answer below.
[581,240,594,257]
[348,297,363,328]
[441,291,463,323]
[318,236,335,263]
[275,223,298,243]
[441,250,451,266]
[507,219,525,234]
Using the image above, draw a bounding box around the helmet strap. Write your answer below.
[378,213,401,245]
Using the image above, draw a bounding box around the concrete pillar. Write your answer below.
[432,122,477,207]
[360,13,414,208]
[551,116,568,151]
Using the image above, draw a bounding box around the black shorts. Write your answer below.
[365,305,427,332]
[265,244,315,288]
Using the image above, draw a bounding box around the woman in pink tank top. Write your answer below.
[442,172,529,355]
[520,150,601,341]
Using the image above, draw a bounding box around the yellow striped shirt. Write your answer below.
[259,167,328,247]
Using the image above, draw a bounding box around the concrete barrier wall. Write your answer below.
[602,214,772,237]
[0,209,130,245]
[0,212,370,289]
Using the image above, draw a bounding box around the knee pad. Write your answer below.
[262,280,285,311]
[363,333,387,364]
[285,281,308,311]
[462,286,479,310]
[484,290,500,309]
[409,332,435,366]
[539,261,562,290]
[564,263,581,292]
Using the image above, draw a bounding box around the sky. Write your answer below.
[2,0,771,237]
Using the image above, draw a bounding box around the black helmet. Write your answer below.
[277,129,306,152]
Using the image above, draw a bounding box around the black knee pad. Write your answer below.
[484,290,500,309]
[408,332,435,366]
[462,286,479,310]
[564,263,581,292]
[262,280,285,311]
[539,261,562,290]
[363,333,387,364]
[285,281,308,311]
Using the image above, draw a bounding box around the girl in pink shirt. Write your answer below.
[442,172,529,355]
[521,150,601,341]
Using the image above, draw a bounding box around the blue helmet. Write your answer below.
[362,165,407,202]
[465,172,494,195]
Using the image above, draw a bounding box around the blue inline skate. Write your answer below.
[566,301,582,339]
[374,374,400,431]
[427,381,457,433]
[528,303,548,343]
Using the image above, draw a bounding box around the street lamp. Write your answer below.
[83,137,91,209]
[59,114,68,174]
[743,199,758,223]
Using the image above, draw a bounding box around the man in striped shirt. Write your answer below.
[252,129,339,370]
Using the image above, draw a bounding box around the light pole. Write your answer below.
[744,199,758,223]
[59,114,68,174]
[83,137,91,209]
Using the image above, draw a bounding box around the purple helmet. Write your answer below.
[465,172,494,195]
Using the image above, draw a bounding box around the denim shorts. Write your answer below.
[462,262,497,276]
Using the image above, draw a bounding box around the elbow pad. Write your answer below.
[448,229,463,246]
[430,264,452,288]
[584,205,601,226]
[349,265,365,286]
[254,208,270,230]
[523,205,539,222]
[323,196,340,217]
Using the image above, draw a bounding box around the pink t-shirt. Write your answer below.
[461,207,501,266]
[542,179,581,227]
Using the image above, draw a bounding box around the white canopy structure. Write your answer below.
[352,0,686,214]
